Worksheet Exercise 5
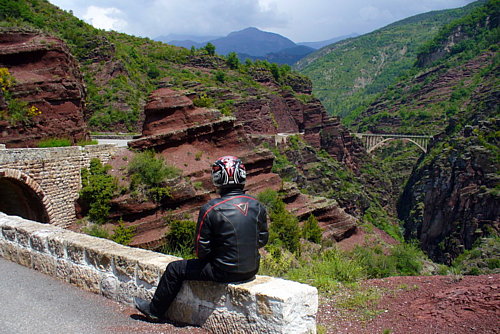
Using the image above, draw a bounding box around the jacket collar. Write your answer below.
[219,187,245,197]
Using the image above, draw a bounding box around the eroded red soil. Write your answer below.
[318,274,500,334]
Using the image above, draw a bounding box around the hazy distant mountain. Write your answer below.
[155,34,220,44]
[298,33,359,49]
[239,45,315,65]
[158,27,344,64]
[209,27,296,56]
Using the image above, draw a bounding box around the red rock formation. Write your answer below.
[124,88,360,248]
[0,29,89,147]
[234,89,366,173]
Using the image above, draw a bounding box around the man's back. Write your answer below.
[196,188,268,273]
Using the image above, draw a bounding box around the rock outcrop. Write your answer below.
[234,88,366,173]
[398,65,499,264]
[0,29,89,147]
[124,88,360,248]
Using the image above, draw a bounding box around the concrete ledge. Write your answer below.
[0,213,318,333]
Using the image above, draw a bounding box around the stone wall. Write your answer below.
[0,145,118,227]
[0,213,318,333]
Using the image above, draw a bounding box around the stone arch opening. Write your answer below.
[0,173,50,223]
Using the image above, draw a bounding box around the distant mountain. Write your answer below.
[162,27,312,64]
[155,34,220,44]
[298,34,359,49]
[296,1,486,120]
[209,27,296,56]
[237,45,315,65]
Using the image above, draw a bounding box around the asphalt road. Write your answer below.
[94,139,131,147]
[0,257,206,334]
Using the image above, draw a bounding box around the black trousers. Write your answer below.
[150,259,257,316]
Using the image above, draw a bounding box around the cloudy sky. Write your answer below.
[48,0,477,42]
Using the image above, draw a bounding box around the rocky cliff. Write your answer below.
[398,65,499,264]
[0,28,89,147]
[119,87,359,248]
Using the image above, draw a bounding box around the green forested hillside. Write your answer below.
[352,0,499,265]
[295,1,485,122]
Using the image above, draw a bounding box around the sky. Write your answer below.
[47,0,477,43]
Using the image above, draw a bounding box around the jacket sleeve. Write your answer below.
[195,204,212,259]
[257,203,269,248]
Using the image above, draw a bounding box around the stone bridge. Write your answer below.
[352,133,433,153]
[0,144,117,227]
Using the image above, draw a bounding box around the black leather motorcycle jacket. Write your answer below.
[195,188,269,273]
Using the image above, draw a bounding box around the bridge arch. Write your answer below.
[0,169,53,223]
[367,137,428,153]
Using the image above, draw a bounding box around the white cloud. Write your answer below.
[48,0,478,42]
[82,6,127,31]
[359,6,393,23]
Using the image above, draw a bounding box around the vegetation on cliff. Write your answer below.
[296,1,485,121]
[343,0,499,266]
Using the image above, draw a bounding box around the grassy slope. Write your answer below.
[295,1,485,123]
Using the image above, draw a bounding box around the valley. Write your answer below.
[0,0,498,332]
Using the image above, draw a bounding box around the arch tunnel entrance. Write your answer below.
[0,177,49,223]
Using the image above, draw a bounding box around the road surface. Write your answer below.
[0,257,206,334]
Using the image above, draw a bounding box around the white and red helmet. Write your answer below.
[211,156,246,187]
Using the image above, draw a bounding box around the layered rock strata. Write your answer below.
[125,88,359,248]
[0,29,89,147]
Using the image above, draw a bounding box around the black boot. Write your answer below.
[133,297,164,322]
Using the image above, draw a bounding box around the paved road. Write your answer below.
[0,258,206,334]
[95,139,131,147]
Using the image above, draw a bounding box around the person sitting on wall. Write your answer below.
[134,155,269,321]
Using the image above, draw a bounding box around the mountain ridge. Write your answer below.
[296,0,487,120]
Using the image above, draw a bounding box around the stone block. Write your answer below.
[17,247,32,267]
[30,230,55,253]
[68,265,101,294]
[85,245,113,272]
[116,280,138,304]
[108,245,165,282]
[136,255,180,286]
[2,226,16,242]
[31,252,57,276]
[55,259,72,283]
[168,276,318,334]
[0,240,18,262]
[47,230,75,259]
[100,274,119,300]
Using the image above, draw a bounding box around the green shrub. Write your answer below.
[258,189,300,253]
[111,221,136,245]
[80,158,117,224]
[226,52,240,69]
[128,150,180,188]
[82,224,111,239]
[452,236,500,275]
[163,219,196,258]
[302,214,322,244]
[391,242,424,275]
[286,248,365,291]
[204,42,216,56]
[352,242,424,278]
[214,70,226,83]
[37,138,72,147]
[192,93,214,108]
[259,243,297,277]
